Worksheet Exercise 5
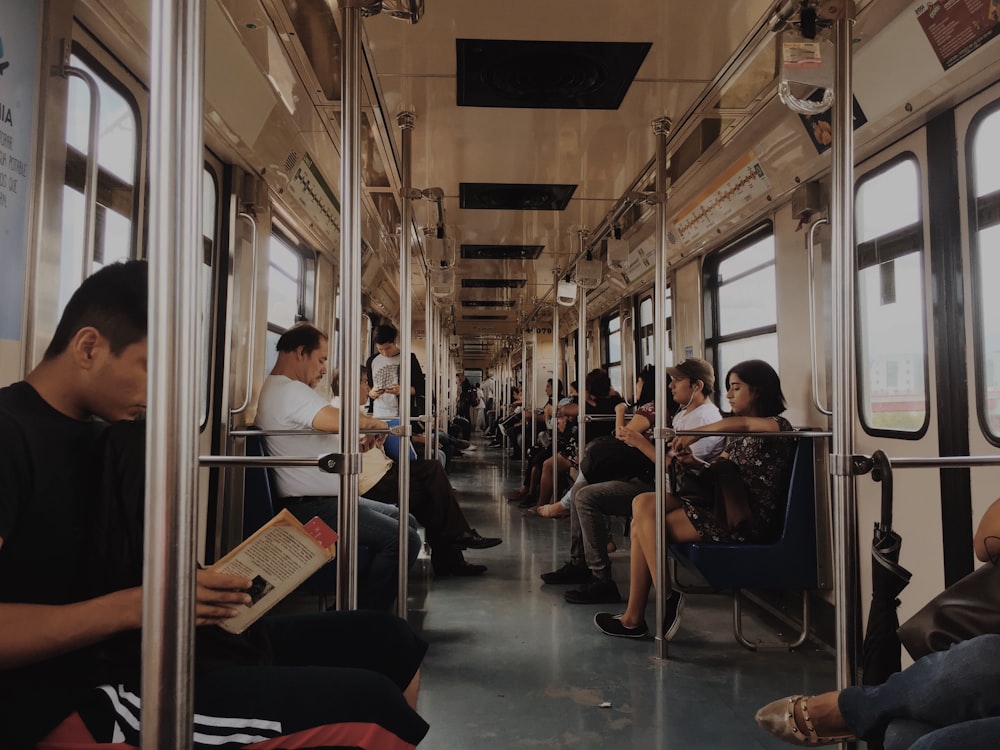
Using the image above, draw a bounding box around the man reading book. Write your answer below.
[0,261,429,749]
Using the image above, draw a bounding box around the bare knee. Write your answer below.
[404,668,420,710]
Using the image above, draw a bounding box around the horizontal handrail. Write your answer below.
[670,429,833,439]
[229,427,404,438]
[881,455,1000,469]
[199,455,334,468]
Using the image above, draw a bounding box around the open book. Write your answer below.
[209,508,338,634]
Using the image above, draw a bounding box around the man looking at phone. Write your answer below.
[366,324,424,419]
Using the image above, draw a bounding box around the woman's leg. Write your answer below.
[619,492,699,628]
[537,455,572,506]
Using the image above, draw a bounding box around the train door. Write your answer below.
[27,9,147,367]
[853,94,1000,637]
[955,84,1000,558]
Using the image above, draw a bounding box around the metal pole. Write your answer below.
[830,2,860,696]
[143,0,203,746]
[397,112,415,616]
[521,332,528,461]
[577,231,588,455]
[424,296,435,461]
[651,115,672,660]
[551,284,560,500]
[337,0,365,611]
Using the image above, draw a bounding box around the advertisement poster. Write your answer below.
[799,92,869,155]
[915,0,1000,71]
[0,1,41,341]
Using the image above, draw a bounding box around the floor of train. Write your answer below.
[406,434,837,750]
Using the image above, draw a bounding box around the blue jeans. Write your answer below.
[280,496,420,611]
[840,634,1000,749]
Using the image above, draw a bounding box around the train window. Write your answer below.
[704,227,778,389]
[855,156,928,436]
[602,312,623,393]
[637,288,673,369]
[969,104,1000,441]
[267,233,305,328]
[58,52,140,315]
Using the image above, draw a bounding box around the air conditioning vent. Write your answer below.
[460,182,575,211]
[461,244,544,260]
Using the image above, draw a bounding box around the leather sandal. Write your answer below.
[754,695,856,746]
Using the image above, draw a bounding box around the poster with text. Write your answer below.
[0,1,41,341]
[915,0,1000,71]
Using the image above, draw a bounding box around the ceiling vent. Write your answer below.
[462,278,527,288]
[460,182,576,211]
[461,244,544,260]
[462,300,517,308]
[463,314,510,320]
[457,39,651,110]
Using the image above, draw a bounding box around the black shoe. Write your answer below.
[594,612,649,639]
[452,528,502,550]
[662,591,685,641]
[564,579,622,604]
[517,497,537,509]
[432,550,488,577]
[541,562,592,585]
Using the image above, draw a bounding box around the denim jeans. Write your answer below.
[280,495,420,611]
[840,634,1000,749]
[569,476,654,580]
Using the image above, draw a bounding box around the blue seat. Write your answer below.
[243,428,370,608]
[670,436,818,650]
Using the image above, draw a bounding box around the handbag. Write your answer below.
[358,445,393,495]
[897,558,1000,660]
[579,435,653,484]
[673,457,754,534]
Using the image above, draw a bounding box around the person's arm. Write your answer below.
[974,496,1000,562]
[0,539,252,670]
[311,404,387,434]
[616,426,655,462]
[671,415,780,453]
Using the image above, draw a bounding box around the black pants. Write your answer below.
[366,459,471,549]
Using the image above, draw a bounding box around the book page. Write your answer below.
[210,508,337,633]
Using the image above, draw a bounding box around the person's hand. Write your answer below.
[385,384,400,395]
[195,569,252,626]
[369,388,385,399]
[616,425,644,447]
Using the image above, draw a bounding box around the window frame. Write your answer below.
[702,222,778,401]
[853,151,931,440]
[966,98,1000,446]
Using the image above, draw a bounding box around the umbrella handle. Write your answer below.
[870,449,894,532]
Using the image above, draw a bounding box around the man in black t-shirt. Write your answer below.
[0,262,428,749]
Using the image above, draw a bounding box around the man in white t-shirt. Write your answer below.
[256,324,420,609]
[258,324,502,579]
[365,323,425,420]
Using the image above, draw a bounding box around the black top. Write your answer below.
[0,382,109,747]
[584,394,626,441]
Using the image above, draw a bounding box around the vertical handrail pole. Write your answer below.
[830,2,860,697]
[808,217,832,416]
[424,294,435,461]
[522,332,528,461]
[143,0,204,746]
[229,211,258,416]
[396,112,415,616]
[651,116,672,660]
[551,279,560,498]
[577,230,589,458]
[62,59,100,280]
[337,0,366,610]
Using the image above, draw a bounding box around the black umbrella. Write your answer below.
[861,450,912,687]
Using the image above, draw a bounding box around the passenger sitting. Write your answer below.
[0,262,429,749]
[756,495,1000,749]
[256,325,502,579]
[506,382,578,508]
[595,359,794,640]
[544,360,724,605]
